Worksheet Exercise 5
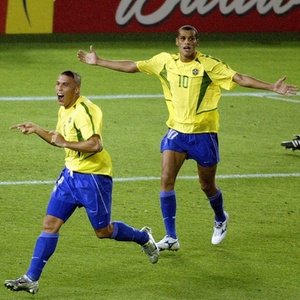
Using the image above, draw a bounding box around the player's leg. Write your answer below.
[4,214,71,294]
[191,132,221,199]
[157,149,186,251]
[197,163,225,219]
[25,215,64,282]
[83,174,159,263]
[95,221,148,245]
[161,149,186,234]
[4,168,77,294]
[23,190,77,284]
[82,173,148,244]
[188,132,228,245]
[94,222,159,264]
[197,164,228,244]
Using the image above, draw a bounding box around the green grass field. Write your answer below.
[0,33,299,300]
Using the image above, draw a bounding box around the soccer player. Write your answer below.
[77,25,298,251]
[281,134,300,150]
[4,71,159,295]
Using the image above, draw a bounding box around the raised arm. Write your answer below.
[233,73,298,96]
[77,45,139,73]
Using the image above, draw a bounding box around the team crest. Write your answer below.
[192,69,199,75]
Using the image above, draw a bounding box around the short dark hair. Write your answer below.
[60,70,81,86]
[177,25,199,39]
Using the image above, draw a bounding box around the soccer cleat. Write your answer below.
[141,227,159,264]
[157,235,180,251]
[211,212,229,245]
[281,134,300,151]
[4,275,39,294]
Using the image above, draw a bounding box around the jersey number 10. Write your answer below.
[178,75,189,88]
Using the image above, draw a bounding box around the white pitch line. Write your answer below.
[0,92,299,102]
[1,173,300,186]
[264,95,300,103]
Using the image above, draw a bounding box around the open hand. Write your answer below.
[77,45,99,65]
[274,76,298,96]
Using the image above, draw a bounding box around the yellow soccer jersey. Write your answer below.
[137,51,237,133]
[56,96,112,176]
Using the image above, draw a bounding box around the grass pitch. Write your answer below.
[0,33,299,300]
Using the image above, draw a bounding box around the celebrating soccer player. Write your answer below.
[77,25,298,251]
[4,71,159,295]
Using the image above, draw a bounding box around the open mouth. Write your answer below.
[57,93,64,101]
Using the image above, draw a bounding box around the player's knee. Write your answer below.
[95,224,113,239]
[161,176,175,191]
[42,215,62,233]
[96,232,107,239]
[200,182,217,197]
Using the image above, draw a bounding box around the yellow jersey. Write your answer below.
[56,96,112,176]
[137,51,236,133]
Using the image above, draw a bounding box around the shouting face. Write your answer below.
[55,74,80,109]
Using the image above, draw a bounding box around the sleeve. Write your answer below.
[137,52,169,75]
[204,56,237,90]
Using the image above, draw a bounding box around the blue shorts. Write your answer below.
[47,168,112,230]
[160,129,220,167]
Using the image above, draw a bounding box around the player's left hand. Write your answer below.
[49,131,66,147]
[273,76,298,96]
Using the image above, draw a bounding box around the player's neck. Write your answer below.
[180,52,197,63]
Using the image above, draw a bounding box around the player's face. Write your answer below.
[55,74,80,108]
[176,29,199,62]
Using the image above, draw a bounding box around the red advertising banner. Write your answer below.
[0,0,8,33]
[0,0,299,34]
[53,0,300,33]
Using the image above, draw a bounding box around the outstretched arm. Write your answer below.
[77,45,139,73]
[10,122,102,153]
[233,73,298,96]
[10,122,54,144]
